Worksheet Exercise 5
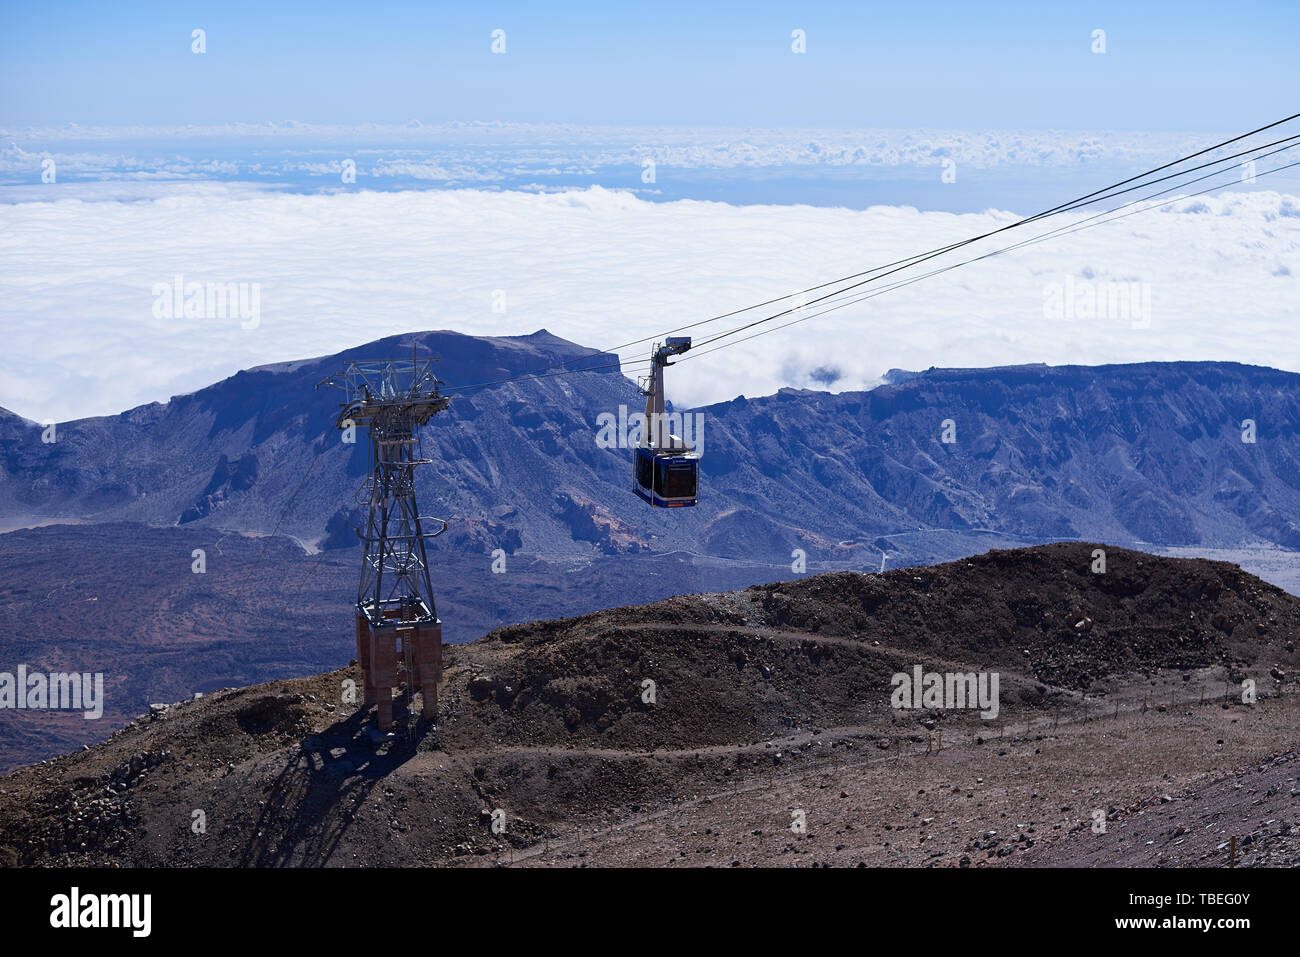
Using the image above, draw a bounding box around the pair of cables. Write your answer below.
[441,112,1300,394]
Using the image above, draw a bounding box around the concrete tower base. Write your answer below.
[354,612,442,731]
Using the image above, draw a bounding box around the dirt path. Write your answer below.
[445,664,1293,867]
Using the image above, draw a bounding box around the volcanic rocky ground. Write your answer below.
[2,542,1298,868]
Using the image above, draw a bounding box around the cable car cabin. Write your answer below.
[634,446,700,508]
[634,336,699,508]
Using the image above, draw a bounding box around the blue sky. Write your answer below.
[2,0,1297,130]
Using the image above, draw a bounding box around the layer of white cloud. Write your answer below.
[1,123,1227,183]
[0,183,1296,423]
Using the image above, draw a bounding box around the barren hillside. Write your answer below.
[2,543,1297,867]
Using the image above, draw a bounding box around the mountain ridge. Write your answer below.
[3,330,1299,563]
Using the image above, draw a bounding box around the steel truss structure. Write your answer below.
[319,351,450,730]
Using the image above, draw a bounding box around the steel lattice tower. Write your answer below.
[319,351,449,731]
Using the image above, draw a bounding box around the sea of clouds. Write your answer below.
[0,121,1230,182]
[1,176,1296,424]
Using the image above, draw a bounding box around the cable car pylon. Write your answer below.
[318,348,449,732]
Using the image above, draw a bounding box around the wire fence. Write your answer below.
[465,674,1297,867]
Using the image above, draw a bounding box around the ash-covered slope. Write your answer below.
[2,543,1297,867]
[1014,748,1300,868]
[3,328,1300,563]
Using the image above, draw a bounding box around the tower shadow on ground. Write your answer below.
[236,694,436,867]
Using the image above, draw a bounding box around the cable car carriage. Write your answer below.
[634,337,700,508]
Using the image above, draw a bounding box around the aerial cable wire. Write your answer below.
[684,136,1300,352]
[448,128,1300,389]
[688,139,1300,351]
[442,113,1300,395]
[681,155,1300,362]
[686,155,1300,359]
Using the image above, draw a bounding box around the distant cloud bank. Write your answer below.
[0,181,1295,423]
[0,122,1228,185]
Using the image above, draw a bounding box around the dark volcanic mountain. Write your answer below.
[2,544,1296,868]
[3,330,1300,563]
[5,330,1300,770]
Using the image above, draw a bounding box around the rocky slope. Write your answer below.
[2,543,1296,867]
